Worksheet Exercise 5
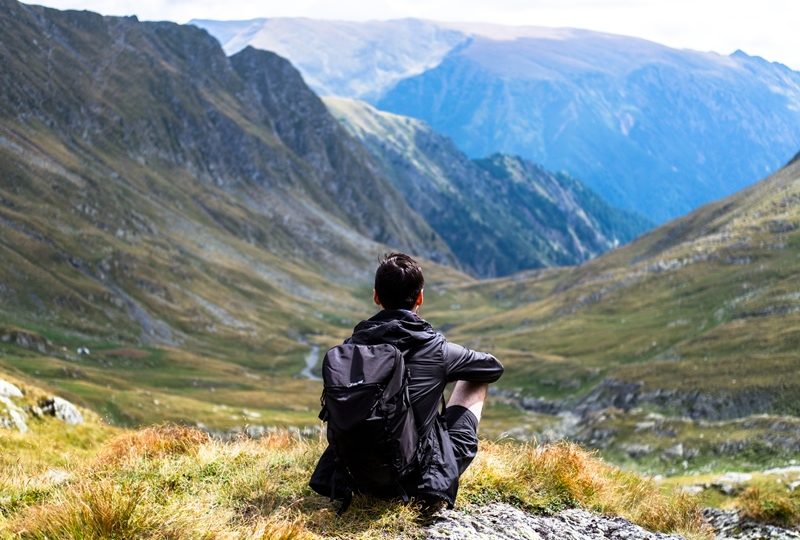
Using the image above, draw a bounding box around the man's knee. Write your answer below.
[447,381,489,422]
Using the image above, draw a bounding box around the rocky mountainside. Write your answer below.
[0,0,473,426]
[0,0,456,347]
[325,97,649,276]
[197,18,800,223]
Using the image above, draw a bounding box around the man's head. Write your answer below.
[373,252,424,311]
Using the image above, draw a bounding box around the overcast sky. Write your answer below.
[29,0,800,70]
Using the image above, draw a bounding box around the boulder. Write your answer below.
[39,396,84,425]
[0,395,28,433]
[0,379,23,398]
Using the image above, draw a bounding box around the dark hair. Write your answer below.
[374,252,424,310]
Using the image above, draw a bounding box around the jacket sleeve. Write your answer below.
[443,341,504,383]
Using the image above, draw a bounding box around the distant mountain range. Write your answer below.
[325,97,649,275]
[194,18,800,223]
[0,0,648,357]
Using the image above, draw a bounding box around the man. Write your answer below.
[310,252,503,507]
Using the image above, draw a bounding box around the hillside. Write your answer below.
[0,0,462,428]
[0,377,710,539]
[3,379,799,538]
[432,153,800,471]
[196,18,800,222]
[325,97,649,277]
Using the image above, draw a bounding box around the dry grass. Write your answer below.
[94,424,210,466]
[460,441,707,538]
[3,426,711,539]
[736,486,800,529]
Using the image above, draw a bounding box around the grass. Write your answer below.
[737,486,800,528]
[1,425,712,540]
[664,468,800,530]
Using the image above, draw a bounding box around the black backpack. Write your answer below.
[318,343,419,511]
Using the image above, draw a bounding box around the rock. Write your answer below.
[0,379,23,398]
[663,443,684,460]
[719,472,753,484]
[703,508,800,539]
[0,395,28,433]
[39,397,84,425]
[36,468,71,485]
[0,329,52,353]
[426,503,683,539]
[574,379,643,415]
[679,485,705,496]
[708,473,751,497]
[27,405,44,418]
[622,443,652,458]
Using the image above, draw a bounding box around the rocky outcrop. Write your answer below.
[0,379,23,398]
[39,397,84,425]
[0,328,53,353]
[574,379,643,416]
[0,379,28,432]
[426,503,683,539]
[425,503,800,540]
[702,508,800,539]
[0,395,28,432]
[572,378,778,421]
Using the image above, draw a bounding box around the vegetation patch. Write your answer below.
[3,426,710,539]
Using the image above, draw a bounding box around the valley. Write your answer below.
[1,0,799,494]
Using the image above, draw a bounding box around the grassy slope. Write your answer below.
[0,417,708,539]
[447,157,800,408]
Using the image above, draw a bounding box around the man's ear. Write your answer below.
[415,289,424,309]
[373,289,382,307]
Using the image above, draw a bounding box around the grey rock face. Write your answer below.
[703,508,800,539]
[0,395,28,433]
[426,503,683,540]
[0,379,23,398]
[39,397,84,425]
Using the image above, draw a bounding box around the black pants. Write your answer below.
[444,405,479,475]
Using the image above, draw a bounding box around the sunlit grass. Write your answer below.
[3,425,711,539]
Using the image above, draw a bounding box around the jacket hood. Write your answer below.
[348,309,436,349]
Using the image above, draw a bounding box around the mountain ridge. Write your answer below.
[325,96,650,276]
[195,17,800,223]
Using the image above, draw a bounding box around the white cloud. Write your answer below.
[27,0,800,69]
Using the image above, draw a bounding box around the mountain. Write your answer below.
[197,18,800,223]
[432,152,800,468]
[325,97,650,276]
[190,17,469,100]
[0,0,462,425]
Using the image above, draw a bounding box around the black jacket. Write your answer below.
[309,309,504,505]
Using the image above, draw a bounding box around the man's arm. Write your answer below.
[443,342,504,383]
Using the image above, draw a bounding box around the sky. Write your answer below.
[29,0,800,70]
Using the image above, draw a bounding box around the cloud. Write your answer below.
[28,0,800,69]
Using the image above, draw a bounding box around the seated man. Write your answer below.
[310,252,503,508]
